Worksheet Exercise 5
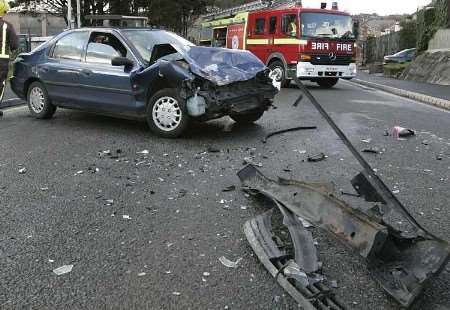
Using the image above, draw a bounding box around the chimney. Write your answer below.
[321,2,327,9]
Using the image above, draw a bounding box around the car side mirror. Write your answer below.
[111,57,134,68]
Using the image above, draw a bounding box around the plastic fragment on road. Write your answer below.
[222,185,236,192]
[219,256,242,268]
[362,147,381,154]
[53,264,73,275]
[18,167,27,174]
[392,126,415,139]
[307,153,327,162]
[137,150,149,155]
[172,292,181,296]
[207,146,220,153]
[122,215,132,220]
[262,126,317,144]
[138,272,146,277]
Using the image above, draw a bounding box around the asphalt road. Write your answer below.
[1,80,449,310]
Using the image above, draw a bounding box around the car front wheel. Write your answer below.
[27,81,56,119]
[146,88,190,138]
[230,109,265,124]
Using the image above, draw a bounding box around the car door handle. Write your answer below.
[80,69,93,77]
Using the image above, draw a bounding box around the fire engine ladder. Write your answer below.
[204,0,298,20]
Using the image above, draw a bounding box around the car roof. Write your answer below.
[65,27,164,33]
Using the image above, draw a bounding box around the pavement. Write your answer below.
[353,72,450,110]
[1,80,449,310]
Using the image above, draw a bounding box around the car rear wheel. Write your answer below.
[146,88,190,138]
[27,81,56,119]
[316,78,339,89]
[230,109,265,124]
[268,60,290,88]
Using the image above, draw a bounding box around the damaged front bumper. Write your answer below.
[181,70,277,120]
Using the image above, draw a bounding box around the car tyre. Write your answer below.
[27,81,56,119]
[146,88,190,138]
[230,109,265,124]
[317,78,339,89]
[268,60,290,88]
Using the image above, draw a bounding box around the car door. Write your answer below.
[39,31,89,106]
[76,31,136,115]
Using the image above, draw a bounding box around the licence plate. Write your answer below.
[325,67,339,72]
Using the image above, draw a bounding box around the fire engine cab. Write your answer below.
[201,1,357,88]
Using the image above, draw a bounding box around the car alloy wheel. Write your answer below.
[152,96,182,132]
[271,67,284,82]
[29,86,45,114]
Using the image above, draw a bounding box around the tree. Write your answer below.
[399,20,416,50]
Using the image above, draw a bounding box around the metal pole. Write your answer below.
[67,0,73,29]
[76,0,81,28]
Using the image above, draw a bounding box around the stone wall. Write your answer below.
[401,50,450,85]
[428,29,450,50]
[4,12,66,36]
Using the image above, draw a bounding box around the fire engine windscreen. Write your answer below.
[300,13,354,39]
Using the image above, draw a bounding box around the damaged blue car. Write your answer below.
[11,28,278,137]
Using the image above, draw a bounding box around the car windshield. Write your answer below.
[300,12,354,39]
[122,30,195,62]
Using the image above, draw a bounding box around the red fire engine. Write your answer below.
[201,1,357,88]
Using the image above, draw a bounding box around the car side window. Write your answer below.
[52,31,89,61]
[85,32,130,65]
[255,18,266,35]
[269,16,277,34]
[282,14,298,37]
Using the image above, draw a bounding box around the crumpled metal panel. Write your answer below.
[238,165,389,259]
[240,163,450,307]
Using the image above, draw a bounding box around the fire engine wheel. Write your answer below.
[316,78,339,89]
[268,61,290,88]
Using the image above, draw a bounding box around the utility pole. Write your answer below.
[76,0,81,28]
[67,0,73,29]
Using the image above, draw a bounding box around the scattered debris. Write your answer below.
[341,191,361,198]
[362,147,381,154]
[172,292,181,296]
[330,280,339,288]
[307,153,326,162]
[137,150,149,155]
[203,272,210,277]
[243,157,263,167]
[76,170,84,175]
[207,146,220,153]
[262,126,317,144]
[222,185,236,192]
[361,139,372,143]
[53,264,74,275]
[392,126,415,139]
[436,154,443,161]
[18,167,27,174]
[122,215,132,220]
[237,74,450,310]
[293,94,304,107]
[177,189,188,198]
[138,272,146,277]
[219,256,242,268]
[41,187,49,191]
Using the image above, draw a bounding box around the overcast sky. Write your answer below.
[301,0,432,15]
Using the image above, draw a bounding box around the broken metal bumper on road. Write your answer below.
[239,77,450,308]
